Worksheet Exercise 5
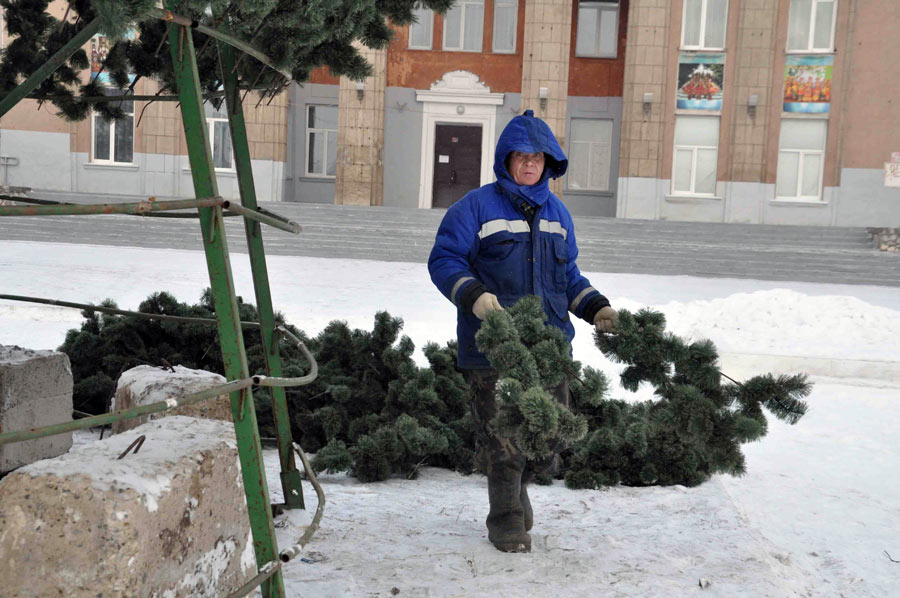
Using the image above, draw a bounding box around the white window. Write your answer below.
[787,0,837,53]
[575,1,619,58]
[306,105,337,178]
[681,0,728,50]
[408,6,434,50]
[568,118,613,191]
[91,89,134,164]
[443,0,484,52]
[776,119,827,200]
[492,0,518,54]
[672,116,719,196]
[204,101,234,171]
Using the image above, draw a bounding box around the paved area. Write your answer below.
[1,190,897,287]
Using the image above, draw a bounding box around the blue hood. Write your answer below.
[493,109,568,207]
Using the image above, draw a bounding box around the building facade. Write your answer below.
[0,2,289,202]
[3,1,899,227]
[287,0,628,217]
[617,0,900,226]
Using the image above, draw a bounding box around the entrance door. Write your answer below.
[432,124,482,209]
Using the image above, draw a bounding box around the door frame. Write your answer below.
[431,122,484,208]
[416,71,504,209]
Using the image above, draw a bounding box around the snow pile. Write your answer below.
[657,289,900,361]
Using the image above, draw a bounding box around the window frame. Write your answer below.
[786,0,838,54]
[304,104,338,179]
[207,116,235,172]
[671,116,720,197]
[90,90,135,166]
[775,118,827,202]
[408,6,434,50]
[567,117,614,192]
[680,0,729,51]
[492,0,518,54]
[442,0,485,53]
[575,1,620,59]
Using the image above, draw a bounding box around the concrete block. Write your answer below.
[0,417,255,598]
[0,345,73,474]
[111,365,232,435]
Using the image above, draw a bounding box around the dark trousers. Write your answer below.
[464,369,572,479]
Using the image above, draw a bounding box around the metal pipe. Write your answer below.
[0,294,262,328]
[0,197,223,217]
[153,9,292,80]
[0,378,255,446]
[0,18,102,119]
[0,196,242,218]
[278,443,326,563]
[225,561,283,598]
[221,200,301,234]
[254,327,318,388]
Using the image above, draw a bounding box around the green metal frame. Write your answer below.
[167,22,286,597]
[0,12,311,596]
[217,40,305,510]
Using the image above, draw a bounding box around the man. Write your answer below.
[428,110,616,552]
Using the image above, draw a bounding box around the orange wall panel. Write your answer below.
[386,0,524,93]
[309,67,340,85]
[568,0,628,97]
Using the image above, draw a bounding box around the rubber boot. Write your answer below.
[520,470,533,532]
[485,451,531,553]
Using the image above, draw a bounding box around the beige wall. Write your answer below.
[521,0,574,197]
[836,0,900,169]
[335,44,386,206]
[619,0,672,180]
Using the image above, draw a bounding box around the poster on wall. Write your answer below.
[676,54,725,111]
[885,153,900,188]
[90,32,137,85]
[783,55,833,113]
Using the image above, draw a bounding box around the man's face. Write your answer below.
[508,151,545,186]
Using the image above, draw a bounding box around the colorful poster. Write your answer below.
[676,53,725,111]
[783,55,833,114]
[90,32,137,85]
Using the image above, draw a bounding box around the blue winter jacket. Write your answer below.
[428,110,610,370]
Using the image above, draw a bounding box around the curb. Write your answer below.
[719,352,900,384]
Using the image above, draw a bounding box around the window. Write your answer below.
[568,118,613,191]
[443,0,484,52]
[205,101,233,171]
[681,0,728,50]
[306,105,337,178]
[672,116,719,196]
[492,0,518,53]
[575,1,619,58]
[92,89,134,164]
[408,6,434,49]
[787,0,837,52]
[776,119,827,200]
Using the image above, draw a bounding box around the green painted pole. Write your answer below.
[217,41,306,510]
[0,18,102,119]
[167,22,285,598]
[0,197,222,217]
[0,378,254,446]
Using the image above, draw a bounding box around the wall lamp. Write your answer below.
[539,86,548,110]
[642,92,653,115]
[747,93,759,118]
[355,80,365,101]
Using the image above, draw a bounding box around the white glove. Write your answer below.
[593,306,617,333]
[472,292,503,320]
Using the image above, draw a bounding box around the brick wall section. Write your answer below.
[335,44,386,206]
[521,0,573,197]
[619,0,671,179]
[728,0,779,182]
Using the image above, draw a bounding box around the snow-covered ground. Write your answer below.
[4,240,900,597]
